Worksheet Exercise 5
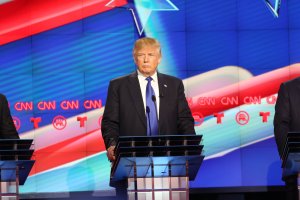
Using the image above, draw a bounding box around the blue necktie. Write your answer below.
[145,77,159,136]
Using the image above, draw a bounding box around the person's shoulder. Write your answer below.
[0,94,7,106]
[284,76,300,88]
[158,72,182,83]
[110,72,135,84]
[0,94,6,101]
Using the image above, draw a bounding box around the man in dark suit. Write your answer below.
[101,37,195,162]
[274,77,300,157]
[274,77,300,200]
[0,94,19,139]
[101,37,195,199]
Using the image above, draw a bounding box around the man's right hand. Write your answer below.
[107,146,116,162]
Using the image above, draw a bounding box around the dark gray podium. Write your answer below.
[0,139,34,200]
[111,135,204,200]
[281,132,300,200]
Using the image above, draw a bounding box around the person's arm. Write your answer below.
[177,80,196,135]
[0,94,19,139]
[101,81,120,161]
[274,83,290,157]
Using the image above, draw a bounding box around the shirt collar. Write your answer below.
[137,70,158,82]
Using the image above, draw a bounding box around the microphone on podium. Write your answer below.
[151,95,159,135]
[146,106,152,136]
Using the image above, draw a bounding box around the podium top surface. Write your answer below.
[117,135,202,142]
[0,139,33,150]
[286,132,300,137]
[111,135,204,181]
[116,135,202,148]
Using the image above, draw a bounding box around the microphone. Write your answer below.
[146,106,150,113]
[146,106,151,136]
[151,95,160,135]
[152,95,156,102]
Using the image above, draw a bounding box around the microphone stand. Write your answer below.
[152,95,159,135]
[146,106,152,136]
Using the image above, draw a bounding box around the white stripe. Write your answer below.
[205,135,275,160]
[0,0,12,5]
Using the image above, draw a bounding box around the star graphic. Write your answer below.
[106,0,178,35]
[263,0,281,18]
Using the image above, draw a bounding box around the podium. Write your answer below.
[111,135,204,200]
[281,132,300,200]
[0,139,34,200]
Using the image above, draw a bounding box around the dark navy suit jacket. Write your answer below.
[274,77,300,157]
[101,71,195,149]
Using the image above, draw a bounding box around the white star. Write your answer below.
[263,0,281,18]
[106,0,179,35]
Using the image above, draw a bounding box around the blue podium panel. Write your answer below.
[0,139,35,185]
[0,160,35,185]
[111,135,204,183]
[112,155,204,182]
[281,132,300,177]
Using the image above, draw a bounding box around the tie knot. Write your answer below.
[146,77,153,82]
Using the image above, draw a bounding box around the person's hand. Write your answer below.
[107,146,116,162]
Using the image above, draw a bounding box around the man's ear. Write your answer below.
[158,55,162,64]
[133,55,137,64]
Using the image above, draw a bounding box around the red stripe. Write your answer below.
[189,65,300,117]
[29,65,300,176]
[0,0,127,45]
[30,128,106,176]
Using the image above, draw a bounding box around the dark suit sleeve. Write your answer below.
[274,83,290,157]
[101,81,120,149]
[177,80,196,135]
[0,94,19,139]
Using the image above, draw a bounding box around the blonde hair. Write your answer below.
[133,37,161,56]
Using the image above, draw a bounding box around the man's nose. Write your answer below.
[144,55,149,62]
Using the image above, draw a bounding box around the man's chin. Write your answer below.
[142,71,154,76]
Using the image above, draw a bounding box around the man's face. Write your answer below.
[134,46,161,77]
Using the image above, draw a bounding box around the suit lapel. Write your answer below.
[128,72,147,127]
[294,78,300,107]
[157,73,168,129]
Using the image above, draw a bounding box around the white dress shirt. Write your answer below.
[137,70,160,119]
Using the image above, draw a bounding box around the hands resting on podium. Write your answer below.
[107,146,116,162]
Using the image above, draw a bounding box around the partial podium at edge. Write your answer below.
[0,139,34,200]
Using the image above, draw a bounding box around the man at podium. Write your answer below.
[102,37,195,162]
[274,77,300,156]
[274,77,300,200]
[0,94,19,139]
[101,37,195,199]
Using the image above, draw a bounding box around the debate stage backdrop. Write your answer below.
[1,0,300,196]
